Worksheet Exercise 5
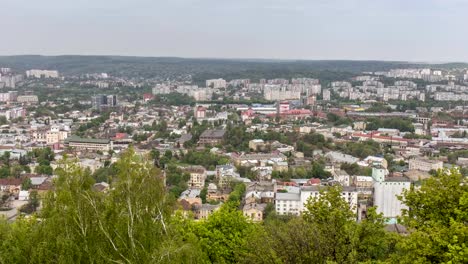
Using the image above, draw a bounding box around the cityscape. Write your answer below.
[1,0,467,263]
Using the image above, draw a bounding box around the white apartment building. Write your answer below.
[26,69,59,78]
[275,186,359,216]
[264,85,301,101]
[152,84,171,95]
[0,91,18,102]
[0,107,25,120]
[206,79,226,89]
[275,191,301,216]
[17,95,39,103]
[322,89,331,101]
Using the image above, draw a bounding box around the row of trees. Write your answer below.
[365,117,415,132]
[1,149,466,263]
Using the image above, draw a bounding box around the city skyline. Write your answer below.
[1,0,468,62]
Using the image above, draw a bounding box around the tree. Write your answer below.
[35,164,53,175]
[242,186,395,264]
[0,149,202,263]
[21,178,32,190]
[193,202,253,263]
[395,169,468,264]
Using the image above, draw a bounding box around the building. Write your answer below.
[26,69,59,78]
[198,129,226,146]
[65,136,113,151]
[194,106,207,120]
[184,166,207,189]
[278,101,290,114]
[0,107,26,120]
[275,186,359,216]
[264,85,301,101]
[248,139,265,151]
[194,203,221,220]
[0,74,23,88]
[206,79,226,89]
[92,94,117,111]
[17,95,39,103]
[325,151,360,164]
[46,126,70,144]
[300,186,359,214]
[152,84,171,95]
[275,191,301,216]
[322,89,331,101]
[373,174,411,220]
[0,91,18,102]
[243,203,268,222]
[409,158,443,172]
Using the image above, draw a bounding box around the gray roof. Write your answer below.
[385,176,411,182]
[276,192,300,201]
[66,135,110,144]
[179,188,201,199]
[200,129,226,138]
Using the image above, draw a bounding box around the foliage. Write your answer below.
[181,150,229,169]
[0,148,201,263]
[242,186,395,263]
[365,117,415,132]
[193,201,252,263]
[340,163,372,176]
[395,169,468,264]
[337,140,381,159]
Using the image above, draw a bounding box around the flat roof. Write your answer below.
[65,135,110,144]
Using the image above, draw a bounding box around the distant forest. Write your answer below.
[1,55,466,84]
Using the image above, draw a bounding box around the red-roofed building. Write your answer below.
[241,108,256,121]
[0,178,22,193]
[143,93,154,102]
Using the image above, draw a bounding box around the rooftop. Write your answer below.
[65,135,110,144]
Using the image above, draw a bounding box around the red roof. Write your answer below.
[0,178,22,186]
[114,133,129,139]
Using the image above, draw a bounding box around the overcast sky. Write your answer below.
[1,0,468,62]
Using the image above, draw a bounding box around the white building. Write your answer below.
[275,191,301,216]
[206,79,226,89]
[322,89,331,101]
[17,95,39,103]
[26,69,59,78]
[372,167,411,220]
[152,84,171,95]
[275,186,359,216]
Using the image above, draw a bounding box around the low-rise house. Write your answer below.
[243,203,268,222]
[179,189,202,206]
[333,170,350,186]
[244,182,275,204]
[352,176,374,188]
[0,178,21,193]
[194,203,221,220]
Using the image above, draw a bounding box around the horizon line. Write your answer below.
[1,54,467,65]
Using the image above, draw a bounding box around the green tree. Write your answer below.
[21,178,32,190]
[194,202,253,263]
[395,169,468,264]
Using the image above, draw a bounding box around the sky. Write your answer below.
[1,0,468,62]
